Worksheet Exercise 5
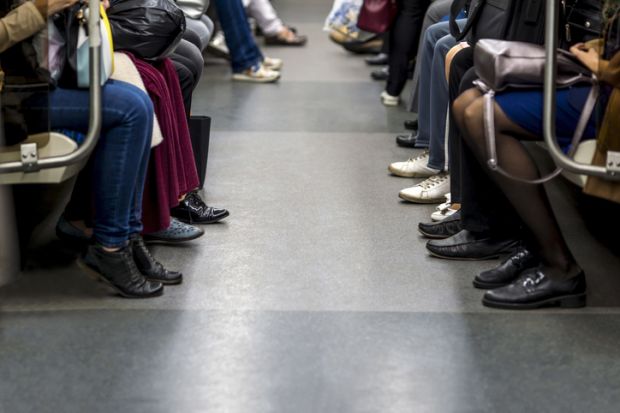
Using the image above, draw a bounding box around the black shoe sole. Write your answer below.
[77,259,164,299]
[142,233,203,245]
[145,275,183,286]
[173,210,230,225]
[418,228,453,240]
[472,278,511,290]
[482,293,587,310]
[427,249,505,261]
[396,140,417,148]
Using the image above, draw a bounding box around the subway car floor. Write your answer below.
[2,1,620,412]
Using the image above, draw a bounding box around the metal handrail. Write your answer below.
[0,0,102,175]
[543,0,620,180]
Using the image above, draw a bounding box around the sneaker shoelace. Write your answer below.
[418,173,448,190]
[406,151,429,164]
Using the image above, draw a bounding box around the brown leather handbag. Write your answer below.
[356,0,398,34]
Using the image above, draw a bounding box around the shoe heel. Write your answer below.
[559,294,587,308]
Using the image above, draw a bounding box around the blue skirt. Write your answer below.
[494,86,598,152]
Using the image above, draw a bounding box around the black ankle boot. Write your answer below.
[130,235,183,285]
[80,244,164,298]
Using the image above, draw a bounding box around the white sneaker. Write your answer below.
[431,204,459,221]
[399,172,450,204]
[381,90,399,107]
[263,56,283,71]
[232,63,280,83]
[388,151,441,178]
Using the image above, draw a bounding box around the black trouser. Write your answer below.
[170,39,204,117]
[386,0,431,96]
[447,47,522,235]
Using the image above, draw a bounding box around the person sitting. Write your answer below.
[1,0,178,297]
[212,0,281,83]
[451,38,619,309]
[243,0,307,46]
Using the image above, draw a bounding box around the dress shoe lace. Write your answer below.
[132,236,166,273]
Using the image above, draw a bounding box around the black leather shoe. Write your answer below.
[171,191,230,225]
[418,211,462,239]
[482,268,587,309]
[365,53,388,66]
[130,235,182,285]
[396,133,417,148]
[426,229,519,260]
[371,66,389,81]
[79,244,164,298]
[473,246,540,289]
[404,119,418,131]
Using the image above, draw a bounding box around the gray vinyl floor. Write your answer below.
[2,1,620,412]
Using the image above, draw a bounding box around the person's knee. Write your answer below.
[453,89,478,131]
[462,98,485,145]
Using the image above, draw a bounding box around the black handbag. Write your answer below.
[563,0,604,45]
[188,115,211,189]
[107,0,186,60]
[450,0,547,46]
[0,0,52,146]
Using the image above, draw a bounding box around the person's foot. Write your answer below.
[381,90,399,106]
[341,36,383,54]
[232,63,280,83]
[171,191,230,225]
[365,53,388,65]
[130,234,182,285]
[404,119,418,131]
[265,27,307,46]
[418,211,462,239]
[399,173,450,204]
[79,244,164,298]
[395,133,418,148]
[143,218,204,244]
[431,198,460,221]
[426,229,520,261]
[388,151,440,178]
[263,56,284,71]
[56,215,91,248]
[206,31,230,60]
[482,268,586,309]
[473,246,540,289]
[371,66,389,81]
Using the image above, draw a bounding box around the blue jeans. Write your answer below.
[31,80,154,248]
[416,20,465,171]
[213,0,263,72]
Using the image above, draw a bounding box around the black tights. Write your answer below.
[386,0,430,96]
[453,90,580,280]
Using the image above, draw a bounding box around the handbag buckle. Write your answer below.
[606,151,620,176]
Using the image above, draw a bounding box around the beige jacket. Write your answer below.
[0,2,45,53]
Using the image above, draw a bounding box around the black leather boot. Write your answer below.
[473,246,540,289]
[80,244,164,298]
[482,268,587,309]
[130,234,183,285]
[404,119,418,131]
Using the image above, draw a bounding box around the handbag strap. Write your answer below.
[450,0,484,42]
[480,78,599,185]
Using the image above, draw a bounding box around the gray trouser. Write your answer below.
[406,0,453,113]
[185,15,215,52]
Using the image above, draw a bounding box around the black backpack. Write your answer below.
[449,0,547,46]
